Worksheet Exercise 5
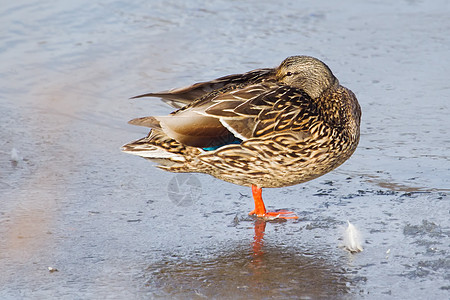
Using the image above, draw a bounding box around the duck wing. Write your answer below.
[151,82,316,148]
[131,68,274,108]
[203,83,316,140]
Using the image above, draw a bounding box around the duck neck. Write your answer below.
[314,84,360,140]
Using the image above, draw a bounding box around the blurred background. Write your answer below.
[1,0,449,298]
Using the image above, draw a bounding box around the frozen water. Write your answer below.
[1,0,449,299]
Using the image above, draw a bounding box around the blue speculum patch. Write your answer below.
[202,137,242,151]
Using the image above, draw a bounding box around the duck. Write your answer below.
[122,56,361,220]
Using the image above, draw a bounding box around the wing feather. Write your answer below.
[128,68,317,149]
[202,84,317,140]
[131,68,274,107]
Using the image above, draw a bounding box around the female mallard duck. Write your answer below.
[122,56,361,220]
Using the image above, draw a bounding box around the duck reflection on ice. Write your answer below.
[252,219,266,258]
[144,219,350,299]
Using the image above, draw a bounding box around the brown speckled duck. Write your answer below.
[122,56,361,220]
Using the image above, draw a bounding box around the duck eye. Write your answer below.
[286,72,293,76]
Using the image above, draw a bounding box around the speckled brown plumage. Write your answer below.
[122,56,361,191]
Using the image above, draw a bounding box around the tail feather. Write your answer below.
[121,130,188,167]
[130,83,210,108]
[128,116,161,128]
[121,143,184,162]
[131,92,193,108]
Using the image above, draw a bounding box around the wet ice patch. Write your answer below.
[343,221,363,253]
[403,220,447,238]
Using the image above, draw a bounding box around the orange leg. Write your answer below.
[248,185,299,220]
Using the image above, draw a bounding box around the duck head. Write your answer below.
[276,56,339,99]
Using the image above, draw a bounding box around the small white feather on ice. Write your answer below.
[343,220,363,253]
[48,266,58,273]
[10,148,21,162]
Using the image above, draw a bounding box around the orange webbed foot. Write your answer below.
[249,185,299,220]
[248,209,299,220]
